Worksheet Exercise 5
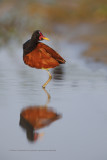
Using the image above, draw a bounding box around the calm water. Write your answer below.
[0,39,107,160]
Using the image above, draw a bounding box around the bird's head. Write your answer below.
[31,30,49,42]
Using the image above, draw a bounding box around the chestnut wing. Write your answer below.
[23,47,59,69]
[38,43,66,64]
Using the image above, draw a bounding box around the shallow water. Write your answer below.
[0,40,107,160]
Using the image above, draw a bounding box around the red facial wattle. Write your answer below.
[39,32,49,41]
[39,32,44,40]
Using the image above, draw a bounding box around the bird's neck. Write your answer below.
[23,38,39,56]
[30,38,38,46]
[29,38,39,51]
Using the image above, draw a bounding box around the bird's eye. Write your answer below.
[39,32,42,36]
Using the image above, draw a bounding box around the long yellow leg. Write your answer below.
[42,70,52,88]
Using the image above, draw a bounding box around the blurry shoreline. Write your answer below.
[0,0,107,64]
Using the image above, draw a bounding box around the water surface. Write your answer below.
[0,40,107,160]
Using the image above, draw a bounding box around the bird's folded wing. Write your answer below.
[23,47,59,69]
[38,43,66,64]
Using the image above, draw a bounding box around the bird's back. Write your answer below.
[37,42,66,64]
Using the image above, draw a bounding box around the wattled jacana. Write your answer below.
[23,30,66,88]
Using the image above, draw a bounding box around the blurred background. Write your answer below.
[0,0,107,62]
[0,0,107,160]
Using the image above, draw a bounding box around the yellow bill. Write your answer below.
[43,37,50,41]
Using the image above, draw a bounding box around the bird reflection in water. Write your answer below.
[53,65,64,81]
[19,88,62,142]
